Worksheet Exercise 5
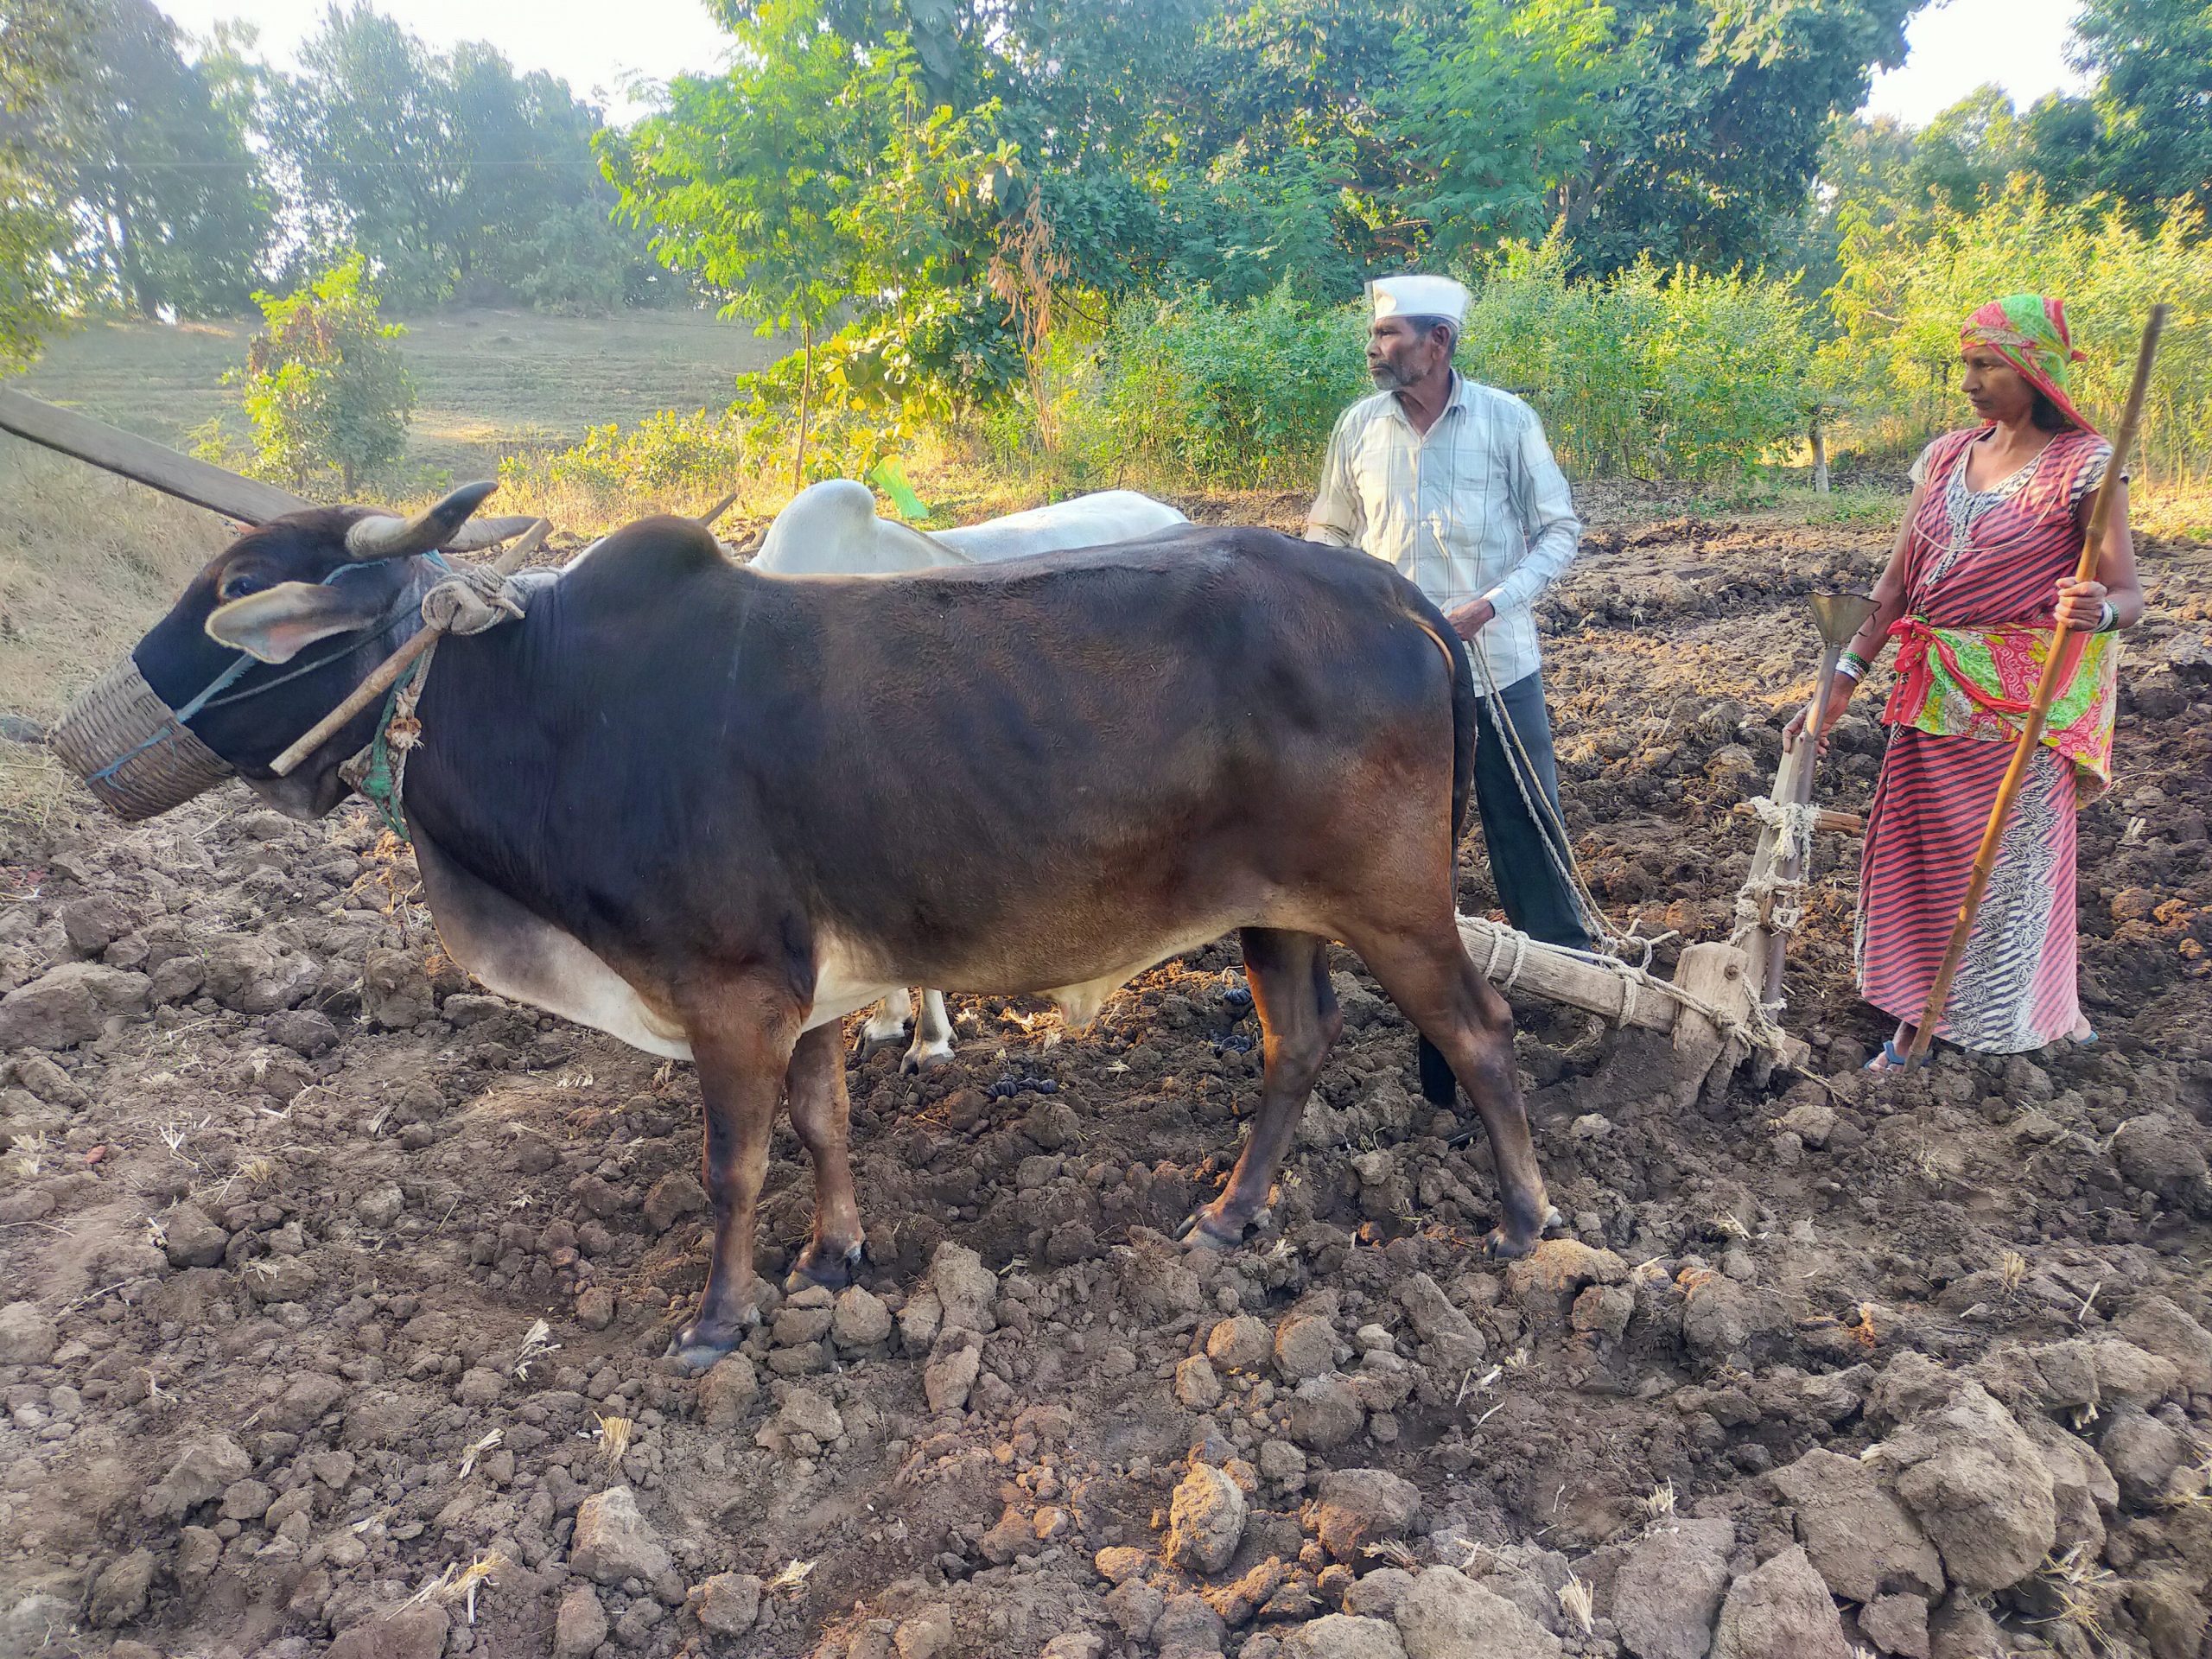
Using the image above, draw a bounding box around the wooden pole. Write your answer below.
[1732,802,1863,836]
[1904,304,2168,1065]
[268,518,552,777]
[1455,914,1808,1071]
[0,386,310,524]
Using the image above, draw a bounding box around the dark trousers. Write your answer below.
[1471,669,1592,952]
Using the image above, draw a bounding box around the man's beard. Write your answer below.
[1369,361,1406,390]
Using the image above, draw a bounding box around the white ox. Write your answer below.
[750,478,1189,1070]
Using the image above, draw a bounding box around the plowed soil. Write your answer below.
[3,497,2209,1659]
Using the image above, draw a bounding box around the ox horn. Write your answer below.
[343,480,532,560]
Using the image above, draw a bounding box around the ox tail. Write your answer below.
[1400,589,1478,1112]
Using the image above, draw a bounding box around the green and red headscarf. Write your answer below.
[1960,294,2097,434]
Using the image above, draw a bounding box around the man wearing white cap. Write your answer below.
[1306,274,1590,950]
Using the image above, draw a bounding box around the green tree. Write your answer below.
[2072,0,2212,219]
[270,5,656,310]
[605,2,1015,479]
[236,253,416,493]
[1397,0,1630,256]
[0,0,94,367]
[1555,0,1923,274]
[41,0,272,317]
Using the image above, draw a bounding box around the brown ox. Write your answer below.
[56,487,1552,1368]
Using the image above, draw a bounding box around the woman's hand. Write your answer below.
[2056,576,2108,632]
[1783,683,1852,755]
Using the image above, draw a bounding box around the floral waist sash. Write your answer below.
[1883,616,2118,798]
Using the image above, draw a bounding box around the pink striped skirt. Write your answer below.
[1857,727,2082,1052]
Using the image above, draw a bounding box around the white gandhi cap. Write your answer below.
[1369,274,1469,326]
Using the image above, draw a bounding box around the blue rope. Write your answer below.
[86,653,257,785]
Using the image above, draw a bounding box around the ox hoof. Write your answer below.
[785,1237,865,1294]
[1477,1218,1548,1263]
[900,1044,956,1076]
[1176,1206,1264,1252]
[664,1319,747,1375]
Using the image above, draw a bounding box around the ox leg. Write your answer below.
[1351,925,1550,1259]
[785,1021,866,1290]
[902,989,956,1073]
[670,988,800,1372]
[1185,929,1339,1249]
[860,988,914,1050]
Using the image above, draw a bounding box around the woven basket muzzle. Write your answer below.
[49,657,237,822]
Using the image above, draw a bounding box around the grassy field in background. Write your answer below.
[19,308,785,482]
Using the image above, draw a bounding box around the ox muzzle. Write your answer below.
[48,654,240,822]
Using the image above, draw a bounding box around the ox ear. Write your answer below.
[206,582,392,664]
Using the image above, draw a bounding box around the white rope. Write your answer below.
[1469,632,1625,957]
[1727,794,1823,952]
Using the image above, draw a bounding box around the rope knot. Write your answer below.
[420,564,529,635]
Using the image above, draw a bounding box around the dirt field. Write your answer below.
[2,493,2209,1659]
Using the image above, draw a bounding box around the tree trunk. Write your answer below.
[1810,413,1829,495]
[792,321,814,493]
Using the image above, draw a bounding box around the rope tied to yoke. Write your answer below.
[343,563,533,835]
[1467,911,1790,1055]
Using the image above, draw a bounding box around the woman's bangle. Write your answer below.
[2095,600,2119,633]
[1837,651,1871,681]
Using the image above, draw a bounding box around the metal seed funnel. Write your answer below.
[1809,591,1878,649]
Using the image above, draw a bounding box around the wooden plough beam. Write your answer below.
[1458,913,1810,1090]
[1,385,312,524]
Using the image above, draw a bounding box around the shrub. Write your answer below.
[1458,238,1819,483]
[1827,187,2212,491]
[234,253,415,495]
[496,406,748,516]
[1079,284,1367,489]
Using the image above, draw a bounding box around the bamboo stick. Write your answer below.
[269,518,551,777]
[1732,802,1864,836]
[1904,304,2168,1065]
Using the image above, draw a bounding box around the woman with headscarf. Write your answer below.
[1787,295,2141,1069]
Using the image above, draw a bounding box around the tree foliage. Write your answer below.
[269,5,661,311]
[38,0,271,317]
[608,0,1924,445]
[1,0,95,365]
[2073,0,2212,219]
[1827,186,2212,486]
[236,253,416,493]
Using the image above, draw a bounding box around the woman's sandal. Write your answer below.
[1864,1039,1907,1071]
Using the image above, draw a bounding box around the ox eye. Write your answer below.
[219,571,269,601]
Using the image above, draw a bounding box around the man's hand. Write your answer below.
[1445,597,1495,641]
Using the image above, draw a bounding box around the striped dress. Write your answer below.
[1858,425,2114,1053]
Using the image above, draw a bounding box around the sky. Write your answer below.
[155,0,2094,130]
